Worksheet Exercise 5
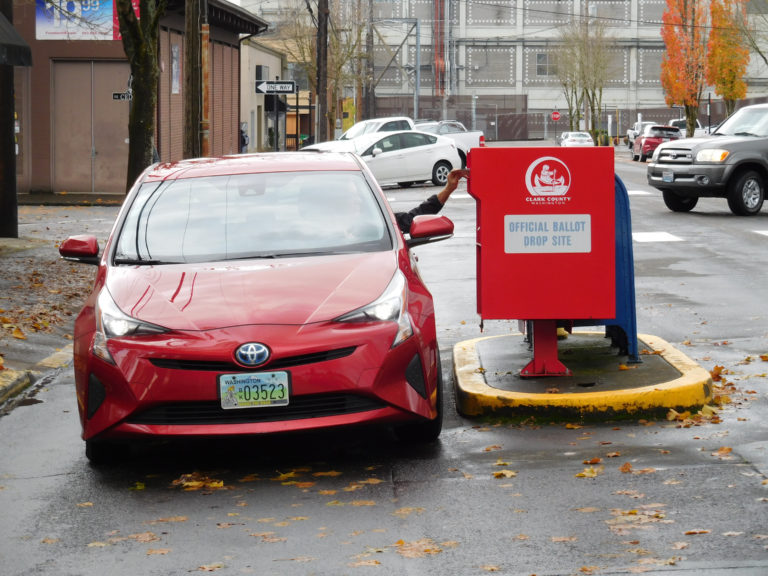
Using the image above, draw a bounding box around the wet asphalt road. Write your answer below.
[0,151,767,575]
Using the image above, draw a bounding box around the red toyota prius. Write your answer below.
[59,152,454,463]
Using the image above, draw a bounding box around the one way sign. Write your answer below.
[255,81,296,94]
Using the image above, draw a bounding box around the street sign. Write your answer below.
[255,81,296,94]
[113,92,132,101]
[551,110,561,121]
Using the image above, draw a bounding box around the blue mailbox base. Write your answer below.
[521,174,640,378]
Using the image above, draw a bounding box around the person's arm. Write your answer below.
[395,169,469,233]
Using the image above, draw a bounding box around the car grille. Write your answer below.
[127,394,386,425]
[149,346,356,372]
[656,148,694,165]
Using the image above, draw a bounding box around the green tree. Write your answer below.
[115,0,167,192]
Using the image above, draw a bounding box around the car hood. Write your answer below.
[105,252,398,331]
[660,134,761,151]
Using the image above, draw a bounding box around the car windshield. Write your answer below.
[339,122,377,140]
[417,123,438,134]
[648,127,679,138]
[714,107,768,137]
[571,133,591,139]
[114,171,392,264]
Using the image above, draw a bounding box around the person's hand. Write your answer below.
[438,169,469,203]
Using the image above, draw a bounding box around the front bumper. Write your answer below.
[75,321,439,441]
[647,162,730,196]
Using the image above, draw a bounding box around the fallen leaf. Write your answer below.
[551,536,578,542]
[493,470,518,479]
[41,538,60,544]
[12,327,26,340]
[148,516,188,524]
[583,457,602,465]
[76,502,94,507]
[312,470,342,477]
[147,548,170,555]
[684,529,711,535]
[393,507,425,519]
[484,445,502,452]
[575,466,603,478]
[619,462,633,474]
[197,563,225,571]
[671,542,689,550]
[349,559,381,566]
[394,538,442,558]
[129,532,160,543]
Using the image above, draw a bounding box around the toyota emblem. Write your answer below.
[235,343,270,367]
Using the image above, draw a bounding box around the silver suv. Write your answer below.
[647,103,768,215]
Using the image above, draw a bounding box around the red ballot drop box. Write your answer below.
[468,147,616,376]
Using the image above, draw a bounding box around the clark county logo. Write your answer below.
[525,157,571,197]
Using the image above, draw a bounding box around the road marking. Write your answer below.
[755,231,768,237]
[627,189,652,196]
[633,232,683,243]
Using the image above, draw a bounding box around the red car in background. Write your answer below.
[59,152,454,463]
[632,124,681,162]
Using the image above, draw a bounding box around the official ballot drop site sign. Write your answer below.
[468,147,615,320]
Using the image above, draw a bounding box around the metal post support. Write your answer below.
[520,320,572,378]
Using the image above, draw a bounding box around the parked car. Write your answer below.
[668,118,707,139]
[560,131,595,147]
[337,116,414,141]
[58,151,454,463]
[626,121,655,149]
[631,124,681,162]
[647,103,768,215]
[414,120,484,167]
[304,130,462,187]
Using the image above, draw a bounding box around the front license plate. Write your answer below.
[218,372,290,409]
[662,171,674,183]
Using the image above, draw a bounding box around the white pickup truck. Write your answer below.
[414,120,483,168]
[668,118,707,139]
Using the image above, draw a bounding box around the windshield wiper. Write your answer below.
[113,258,172,265]
[733,132,759,137]
[230,251,337,260]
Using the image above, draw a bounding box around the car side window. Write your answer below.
[401,132,426,149]
[363,134,400,156]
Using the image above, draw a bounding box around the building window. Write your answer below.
[536,53,556,77]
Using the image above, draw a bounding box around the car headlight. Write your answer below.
[334,270,413,347]
[696,149,729,162]
[92,288,167,363]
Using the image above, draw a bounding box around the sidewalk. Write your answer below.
[1,197,121,408]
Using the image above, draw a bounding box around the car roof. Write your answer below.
[142,152,364,182]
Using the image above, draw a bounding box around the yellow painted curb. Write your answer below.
[453,332,712,417]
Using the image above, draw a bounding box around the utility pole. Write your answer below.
[184,0,201,158]
[364,0,374,119]
[316,0,329,142]
[1,0,31,238]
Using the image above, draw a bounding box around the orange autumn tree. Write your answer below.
[707,0,749,116]
[661,0,709,137]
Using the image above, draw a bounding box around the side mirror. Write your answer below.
[406,215,454,247]
[372,147,383,157]
[59,235,100,265]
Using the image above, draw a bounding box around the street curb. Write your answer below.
[0,369,35,406]
[453,332,713,419]
[0,344,74,406]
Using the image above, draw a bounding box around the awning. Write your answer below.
[0,12,31,67]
